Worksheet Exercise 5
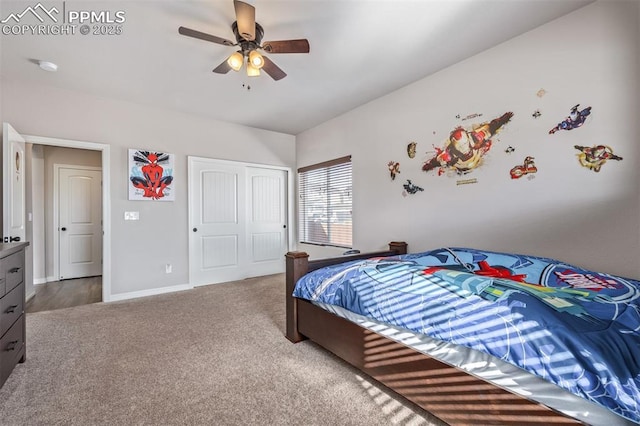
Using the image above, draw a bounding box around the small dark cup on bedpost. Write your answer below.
[285,241,407,343]
[389,241,407,255]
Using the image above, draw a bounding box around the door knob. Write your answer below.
[9,236,20,242]
[193,228,198,232]
[61,227,67,231]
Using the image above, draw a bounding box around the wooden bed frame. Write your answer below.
[285,242,581,426]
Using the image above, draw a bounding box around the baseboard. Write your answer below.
[26,290,36,303]
[33,277,48,285]
[108,283,193,302]
[46,276,57,283]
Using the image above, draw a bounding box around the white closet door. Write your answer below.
[189,157,288,286]
[246,167,287,276]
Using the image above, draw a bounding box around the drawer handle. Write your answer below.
[8,267,21,274]
[6,340,18,351]
[5,305,18,314]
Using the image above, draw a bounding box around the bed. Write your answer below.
[285,242,639,426]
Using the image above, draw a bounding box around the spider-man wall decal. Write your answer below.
[129,150,175,200]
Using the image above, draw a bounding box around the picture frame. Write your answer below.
[128,149,175,201]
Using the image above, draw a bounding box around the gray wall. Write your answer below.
[0,83,296,298]
[296,1,640,279]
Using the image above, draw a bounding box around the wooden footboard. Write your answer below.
[285,241,407,343]
[284,242,581,426]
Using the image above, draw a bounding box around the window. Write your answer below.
[298,156,352,248]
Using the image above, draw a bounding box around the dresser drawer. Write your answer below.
[3,251,24,294]
[0,282,23,338]
[0,316,24,386]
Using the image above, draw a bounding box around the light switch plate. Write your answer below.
[124,211,140,221]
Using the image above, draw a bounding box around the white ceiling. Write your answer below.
[1,0,593,135]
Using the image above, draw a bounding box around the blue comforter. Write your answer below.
[292,247,640,423]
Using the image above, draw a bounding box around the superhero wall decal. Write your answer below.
[402,180,423,195]
[387,161,400,180]
[422,112,513,176]
[387,96,622,195]
[574,145,622,172]
[406,141,417,159]
[549,104,591,134]
[510,156,538,180]
[129,149,175,201]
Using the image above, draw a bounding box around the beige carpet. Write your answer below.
[0,274,446,425]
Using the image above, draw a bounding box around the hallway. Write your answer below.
[26,276,102,313]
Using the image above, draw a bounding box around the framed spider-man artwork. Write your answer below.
[128,149,175,201]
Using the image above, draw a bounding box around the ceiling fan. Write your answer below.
[178,0,310,81]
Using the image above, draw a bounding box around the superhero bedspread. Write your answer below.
[292,247,640,423]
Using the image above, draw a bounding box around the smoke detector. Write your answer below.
[38,61,58,72]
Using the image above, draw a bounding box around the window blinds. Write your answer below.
[298,156,352,248]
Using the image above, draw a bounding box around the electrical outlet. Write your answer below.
[165,263,172,274]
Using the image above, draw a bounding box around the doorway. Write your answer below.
[30,149,104,309]
[3,126,112,303]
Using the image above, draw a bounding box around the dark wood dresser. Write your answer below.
[0,242,28,388]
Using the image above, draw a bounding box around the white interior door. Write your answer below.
[189,158,288,286]
[58,167,102,280]
[2,123,26,244]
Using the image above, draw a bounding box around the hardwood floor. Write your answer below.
[26,276,102,313]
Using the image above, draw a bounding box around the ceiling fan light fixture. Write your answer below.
[248,50,264,69]
[246,61,261,77]
[178,1,310,81]
[227,51,244,72]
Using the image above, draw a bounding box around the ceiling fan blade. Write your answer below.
[212,60,232,74]
[262,56,287,81]
[178,26,235,46]
[234,0,255,41]
[262,39,310,54]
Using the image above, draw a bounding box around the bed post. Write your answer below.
[285,251,309,343]
[389,241,407,255]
